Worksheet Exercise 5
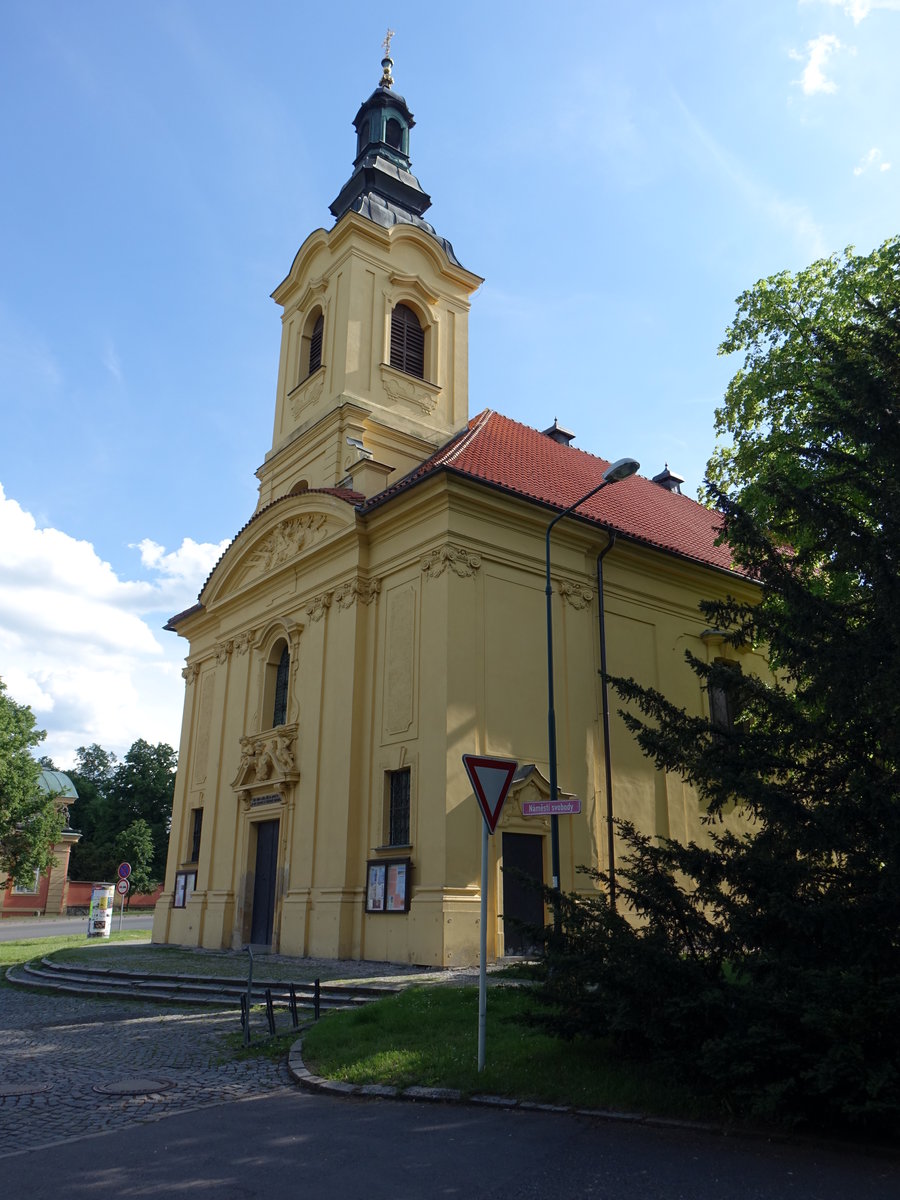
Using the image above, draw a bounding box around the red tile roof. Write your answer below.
[365,410,738,575]
[168,414,739,633]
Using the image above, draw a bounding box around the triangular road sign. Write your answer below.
[463,754,518,834]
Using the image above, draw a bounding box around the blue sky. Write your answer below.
[2,1,898,764]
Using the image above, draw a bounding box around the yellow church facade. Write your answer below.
[153,55,764,966]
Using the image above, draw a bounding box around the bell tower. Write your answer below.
[256,46,482,510]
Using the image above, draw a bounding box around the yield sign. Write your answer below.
[463,755,517,834]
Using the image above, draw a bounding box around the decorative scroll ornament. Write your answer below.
[290,370,325,421]
[246,515,329,579]
[233,630,254,655]
[182,663,201,684]
[305,591,333,622]
[558,579,594,611]
[334,577,382,609]
[233,725,300,793]
[214,640,234,665]
[381,367,439,415]
[420,544,482,579]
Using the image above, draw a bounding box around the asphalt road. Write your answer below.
[3,1086,899,1200]
[1,974,898,1198]
[0,913,154,940]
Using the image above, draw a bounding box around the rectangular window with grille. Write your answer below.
[388,768,411,847]
[190,808,203,863]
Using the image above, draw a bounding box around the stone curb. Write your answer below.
[285,1036,900,1159]
[286,1033,723,1131]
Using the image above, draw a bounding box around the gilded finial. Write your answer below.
[380,28,395,88]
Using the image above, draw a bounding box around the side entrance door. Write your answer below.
[250,819,279,946]
[501,832,544,956]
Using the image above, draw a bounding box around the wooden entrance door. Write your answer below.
[501,832,545,956]
[250,819,279,946]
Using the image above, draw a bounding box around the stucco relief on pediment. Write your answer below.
[215,511,344,598]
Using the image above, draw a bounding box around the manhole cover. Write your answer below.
[0,1082,52,1097]
[93,1077,173,1096]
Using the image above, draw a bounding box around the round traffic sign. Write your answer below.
[116,878,130,895]
[117,862,131,880]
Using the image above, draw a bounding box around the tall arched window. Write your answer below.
[308,313,323,375]
[385,117,403,150]
[272,645,290,727]
[390,304,425,378]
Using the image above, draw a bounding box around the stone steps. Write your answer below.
[5,956,403,1011]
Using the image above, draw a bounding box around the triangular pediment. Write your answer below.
[201,492,357,607]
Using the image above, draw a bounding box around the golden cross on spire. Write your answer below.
[380,29,396,87]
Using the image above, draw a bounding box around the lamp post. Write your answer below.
[545,457,639,927]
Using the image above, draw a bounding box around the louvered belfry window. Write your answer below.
[273,645,290,727]
[390,304,425,379]
[308,313,323,375]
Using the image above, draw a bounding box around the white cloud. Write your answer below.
[102,339,123,383]
[132,537,225,589]
[791,34,844,95]
[671,92,826,258]
[853,146,892,174]
[803,0,900,24]
[0,483,227,767]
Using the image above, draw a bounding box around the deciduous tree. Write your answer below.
[0,679,64,885]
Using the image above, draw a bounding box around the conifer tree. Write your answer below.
[536,238,900,1131]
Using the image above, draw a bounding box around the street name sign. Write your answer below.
[462,755,517,834]
[522,798,582,817]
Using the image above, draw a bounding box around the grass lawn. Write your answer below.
[0,936,714,1121]
[0,930,151,984]
[301,983,717,1121]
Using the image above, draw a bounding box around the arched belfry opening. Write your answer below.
[259,44,483,509]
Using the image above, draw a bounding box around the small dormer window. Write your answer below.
[390,304,425,378]
[385,117,403,150]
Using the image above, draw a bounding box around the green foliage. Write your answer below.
[0,678,64,885]
[67,744,118,880]
[68,740,175,882]
[536,238,900,1134]
[112,740,176,878]
[114,818,156,898]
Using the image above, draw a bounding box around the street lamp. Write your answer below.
[545,456,639,927]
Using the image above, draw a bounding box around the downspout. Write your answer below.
[597,532,617,912]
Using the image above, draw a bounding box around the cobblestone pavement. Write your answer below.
[0,984,290,1158]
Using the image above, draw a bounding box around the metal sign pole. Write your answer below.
[478,819,488,1073]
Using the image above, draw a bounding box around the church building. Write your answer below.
[152,53,763,966]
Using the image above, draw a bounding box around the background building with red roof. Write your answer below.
[153,54,767,965]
